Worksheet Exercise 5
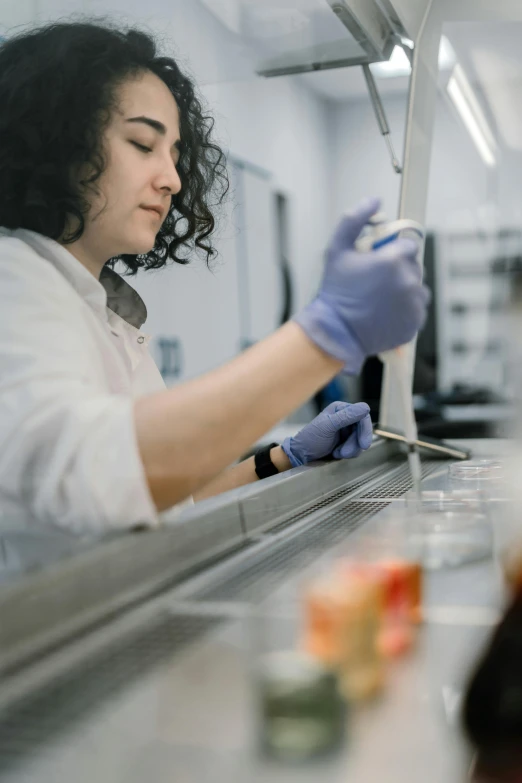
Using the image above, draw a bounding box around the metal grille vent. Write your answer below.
[194,501,388,604]
[266,464,387,535]
[358,460,442,499]
[0,613,221,773]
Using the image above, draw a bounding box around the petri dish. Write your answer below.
[405,491,493,570]
[449,459,504,482]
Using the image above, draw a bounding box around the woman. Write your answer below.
[0,21,429,534]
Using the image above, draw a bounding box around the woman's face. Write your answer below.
[77,70,182,267]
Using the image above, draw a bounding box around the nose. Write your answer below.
[155,156,182,197]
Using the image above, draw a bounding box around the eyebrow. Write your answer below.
[126,115,181,151]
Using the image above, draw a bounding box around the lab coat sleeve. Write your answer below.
[0,248,159,534]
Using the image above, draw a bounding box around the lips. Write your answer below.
[140,206,163,220]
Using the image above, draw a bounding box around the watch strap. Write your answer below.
[254,442,280,480]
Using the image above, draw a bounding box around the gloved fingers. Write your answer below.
[326,401,370,431]
[329,197,381,254]
[415,286,431,333]
[402,258,424,287]
[377,236,419,257]
[372,237,420,267]
[321,400,360,417]
[332,430,361,459]
[405,285,431,336]
[321,401,348,415]
[421,283,432,306]
[370,238,427,288]
[356,413,373,450]
[332,412,372,459]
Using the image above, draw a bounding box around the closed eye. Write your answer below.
[131,141,152,153]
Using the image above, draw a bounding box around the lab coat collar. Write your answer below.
[100,266,148,329]
[6,229,147,329]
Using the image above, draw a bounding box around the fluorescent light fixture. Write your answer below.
[438,35,456,71]
[471,48,522,153]
[447,63,496,167]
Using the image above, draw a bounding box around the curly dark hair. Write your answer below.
[0,20,229,272]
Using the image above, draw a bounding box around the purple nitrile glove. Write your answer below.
[294,196,431,375]
[281,401,373,468]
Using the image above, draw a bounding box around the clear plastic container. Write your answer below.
[404,490,493,570]
[449,460,505,497]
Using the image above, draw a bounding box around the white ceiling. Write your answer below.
[200,0,406,100]
[298,66,410,102]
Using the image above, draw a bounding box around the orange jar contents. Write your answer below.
[376,559,423,655]
[302,570,385,702]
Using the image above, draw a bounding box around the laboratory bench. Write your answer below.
[0,437,511,782]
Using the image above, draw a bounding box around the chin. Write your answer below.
[123,233,157,256]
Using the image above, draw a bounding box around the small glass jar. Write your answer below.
[302,570,385,701]
[347,510,424,634]
[256,651,346,761]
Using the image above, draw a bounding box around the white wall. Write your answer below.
[330,90,495,230]
[331,93,406,221]
[202,76,335,312]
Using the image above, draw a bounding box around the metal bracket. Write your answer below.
[327,0,396,60]
[256,39,379,78]
[256,0,396,78]
[362,62,403,173]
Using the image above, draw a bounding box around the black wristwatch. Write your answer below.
[254,442,280,480]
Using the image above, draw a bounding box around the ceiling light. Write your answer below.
[438,35,456,71]
[447,64,496,167]
[470,47,522,153]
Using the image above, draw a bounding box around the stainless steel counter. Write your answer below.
[0,439,510,783]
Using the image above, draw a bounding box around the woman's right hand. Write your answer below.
[294,197,431,375]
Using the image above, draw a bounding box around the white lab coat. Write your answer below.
[0,227,189,539]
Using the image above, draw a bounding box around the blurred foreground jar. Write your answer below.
[256,651,346,761]
[373,560,421,656]
[348,510,424,653]
[302,570,385,702]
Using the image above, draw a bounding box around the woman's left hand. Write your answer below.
[281,401,373,468]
